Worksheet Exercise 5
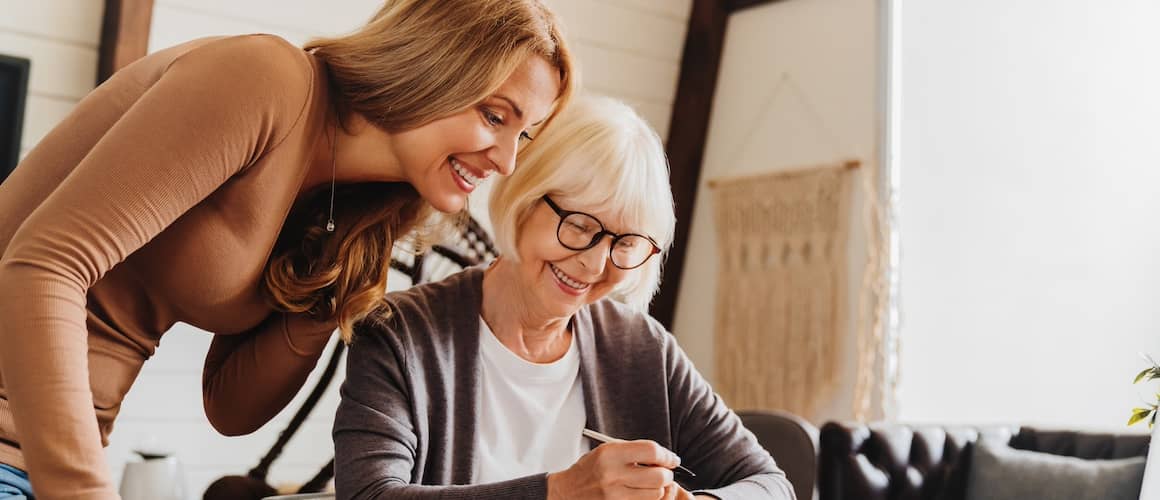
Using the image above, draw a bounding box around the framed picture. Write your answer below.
[0,54,31,184]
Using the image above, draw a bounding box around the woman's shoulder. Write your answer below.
[386,268,483,314]
[160,34,306,63]
[355,268,484,342]
[581,301,696,379]
[157,34,312,82]
[116,34,316,116]
[582,298,673,349]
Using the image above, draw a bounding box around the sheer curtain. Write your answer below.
[895,1,1160,429]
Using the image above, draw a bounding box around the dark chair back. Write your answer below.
[738,409,820,500]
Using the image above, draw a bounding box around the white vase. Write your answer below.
[1142,426,1160,500]
[119,455,186,500]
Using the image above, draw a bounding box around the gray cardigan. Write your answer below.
[334,267,795,500]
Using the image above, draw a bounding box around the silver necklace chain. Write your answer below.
[326,117,337,233]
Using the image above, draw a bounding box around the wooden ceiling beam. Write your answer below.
[650,0,785,329]
[98,0,155,84]
[728,0,782,13]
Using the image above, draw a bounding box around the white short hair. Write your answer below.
[488,94,676,310]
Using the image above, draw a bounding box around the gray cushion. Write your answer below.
[965,440,1145,500]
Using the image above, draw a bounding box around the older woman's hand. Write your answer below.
[547,440,681,500]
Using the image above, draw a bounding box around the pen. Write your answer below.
[582,428,697,478]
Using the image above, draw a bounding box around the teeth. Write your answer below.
[550,263,589,290]
[450,158,482,187]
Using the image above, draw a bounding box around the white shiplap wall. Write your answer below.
[0,0,103,160]
[146,0,687,138]
[72,0,686,494]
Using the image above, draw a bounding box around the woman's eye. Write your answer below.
[566,221,595,234]
[482,108,504,126]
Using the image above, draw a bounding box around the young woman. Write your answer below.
[0,0,574,496]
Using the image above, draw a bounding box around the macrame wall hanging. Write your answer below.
[704,71,895,421]
[710,161,856,419]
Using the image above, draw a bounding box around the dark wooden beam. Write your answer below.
[650,0,782,330]
[649,0,729,330]
[727,0,781,13]
[98,0,154,84]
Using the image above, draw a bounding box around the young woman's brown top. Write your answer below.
[0,34,339,497]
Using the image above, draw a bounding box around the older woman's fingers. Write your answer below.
[620,463,675,489]
[564,440,678,496]
[621,439,681,469]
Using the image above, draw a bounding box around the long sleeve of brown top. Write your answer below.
[0,35,317,498]
[202,312,338,436]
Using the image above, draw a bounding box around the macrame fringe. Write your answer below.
[712,163,853,420]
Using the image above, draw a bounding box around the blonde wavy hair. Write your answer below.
[264,0,575,342]
[489,95,676,309]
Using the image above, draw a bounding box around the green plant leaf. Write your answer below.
[1128,412,1145,427]
[1135,367,1154,384]
[1128,408,1153,427]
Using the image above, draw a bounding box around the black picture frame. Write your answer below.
[1,54,31,184]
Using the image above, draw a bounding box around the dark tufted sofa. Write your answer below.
[817,422,1151,500]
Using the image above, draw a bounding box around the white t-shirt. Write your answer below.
[471,318,589,483]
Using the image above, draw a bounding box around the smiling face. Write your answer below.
[508,196,654,320]
[388,56,561,214]
[488,95,676,319]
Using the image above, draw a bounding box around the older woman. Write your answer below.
[334,96,795,500]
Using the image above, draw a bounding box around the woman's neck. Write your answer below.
[303,108,407,194]
[481,260,572,363]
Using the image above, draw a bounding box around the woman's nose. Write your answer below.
[487,134,518,176]
[575,236,611,272]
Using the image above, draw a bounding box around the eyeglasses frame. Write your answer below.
[541,195,661,270]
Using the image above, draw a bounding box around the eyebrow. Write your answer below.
[496,95,548,127]
[495,95,524,121]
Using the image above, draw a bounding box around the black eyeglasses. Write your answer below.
[541,195,661,270]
